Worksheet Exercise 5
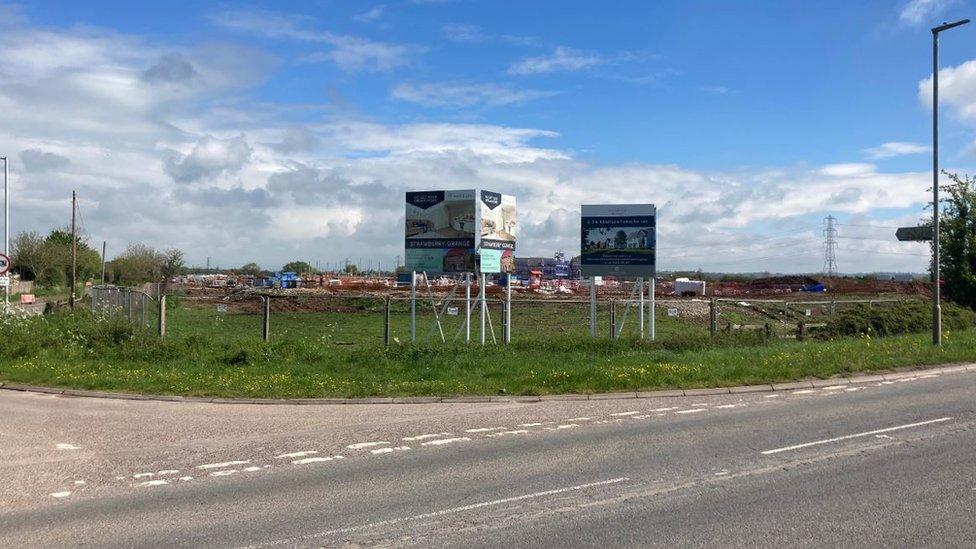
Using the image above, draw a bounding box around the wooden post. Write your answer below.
[158,295,166,337]
[262,297,270,342]
[383,296,391,346]
[710,298,718,337]
[69,191,77,310]
[798,321,806,341]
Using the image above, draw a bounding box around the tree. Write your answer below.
[614,230,628,249]
[938,172,976,309]
[109,244,165,285]
[10,231,56,282]
[160,249,185,281]
[282,261,315,274]
[238,262,263,276]
[343,263,359,275]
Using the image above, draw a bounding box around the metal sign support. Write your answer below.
[649,277,656,340]
[479,273,487,345]
[589,277,597,338]
[504,274,512,344]
[465,273,472,343]
[638,277,645,339]
[410,271,417,342]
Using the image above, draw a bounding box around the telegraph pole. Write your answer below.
[69,191,77,310]
[2,156,8,315]
[100,241,107,285]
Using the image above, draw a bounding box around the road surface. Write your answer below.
[1,368,975,548]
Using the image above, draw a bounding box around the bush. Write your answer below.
[818,300,976,338]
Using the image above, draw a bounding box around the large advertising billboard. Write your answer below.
[478,190,516,273]
[405,190,477,273]
[580,204,656,278]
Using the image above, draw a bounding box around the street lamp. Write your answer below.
[2,156,7,315]
[931,18,969,346]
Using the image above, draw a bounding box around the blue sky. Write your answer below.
[4,0,976,272]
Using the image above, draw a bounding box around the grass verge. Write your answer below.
[1,309,974,399]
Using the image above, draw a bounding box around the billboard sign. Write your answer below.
[580,204,656,278]
[479,190,516,273]
[405,190,477,273]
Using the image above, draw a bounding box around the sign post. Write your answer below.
[895,226,933,242]
[0,252,10,313]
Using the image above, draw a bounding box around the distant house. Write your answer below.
[626,228,652,249]
[443,248,473,272]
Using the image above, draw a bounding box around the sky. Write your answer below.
[3,0,976,273]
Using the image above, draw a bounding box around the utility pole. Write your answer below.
[931,18,970,346]
[69,191,77,310]
[822,215,838,278]
[2,156,8,315]
[100,241,106,285]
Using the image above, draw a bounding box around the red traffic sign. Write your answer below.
[0,253,9,275]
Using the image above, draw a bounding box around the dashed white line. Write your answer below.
[197,460,250,470]
[56,443,80,451]
[421,437,471,446]
[761,417,953,455]
[137,479,170,487]
[486,430,529,438]
[465,427,504,433]
[402,433,452,441]
[791,390,815,395]
[293,456,344,465]
[133,473,154,479]
[346,442,390,450]
[567,417,592,422]
[243,466,263,472]
[676,408,706,414]
[158,470,179,475]
[517,423,544,427]
[50,491,71,498]
[610,411,640,417]
[652,407,679,412]
[209,470,238,477]
[274,451,318,459]
[764,394,780,399]
[371,446,411,454]
[715,404,737,409]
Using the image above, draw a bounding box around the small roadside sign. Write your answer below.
[0,253,10,275]
[0,276,9,287]
[216,303,228,313]
[667,308,678,317]
[447,306,459,316]
[896,226,933,242]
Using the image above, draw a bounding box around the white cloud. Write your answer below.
[899,0,960,25]
[391,81,558,108]
[864,141,931,159]
[919,59,976,120]
[508,46,602,75]
[354,6,385,23]
[164,135,253,183]
[213,9,421,72]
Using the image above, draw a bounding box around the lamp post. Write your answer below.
[2,156,7,315]
[931,19,970,346]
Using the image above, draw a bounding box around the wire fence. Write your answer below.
[85,284,922,347]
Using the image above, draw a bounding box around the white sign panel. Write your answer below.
[0,276,9,288]
[581,204,656,278]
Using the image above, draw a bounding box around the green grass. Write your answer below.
[1,307,975,399]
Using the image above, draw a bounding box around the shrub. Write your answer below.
[818,300,976,338]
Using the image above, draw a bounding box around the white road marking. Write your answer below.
[610,411,640,416]
[567,417,592,421]
[764,394,780,398]
[791,390,815,395]
[632,415,651,419]
[73,480,86,485]
[486,430,529,438]
[881,381,896,385]
[293,456,344,465]
[50,491,71,498]
[402,433,452,441]
[692,403,709,407]
[715,404,737,409]
[421,437,471,446]
[371,446,411,454]
[517,423,544,427]
[210,470,237,477]
[243,466,263,472]
[158,470,179,475]
[652,407,679,412]
[178,476,193,481]
[545,424,579,430]
[274,451,317,459]
[821,385,846,391]
[714,470,729,476]
[137,480,170,487]
[846,387,863,392]
[346,442,390,450]
[243,477,630,548]
[464,427,504,433]
[197,460,250,470]
[676,408,706,414]
[761,417,953,455]
[56,443,80,451]
[133,473,154,479]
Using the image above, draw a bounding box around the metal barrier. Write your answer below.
[90,285,155,329]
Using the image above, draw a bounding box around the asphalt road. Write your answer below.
[2,368,975,548]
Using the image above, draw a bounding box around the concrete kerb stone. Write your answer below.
[734,384,777,393]
[2,362,973,405]
[683,387,731,396]
[770,381,813,391]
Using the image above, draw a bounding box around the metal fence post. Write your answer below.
[638,278,644,339]
[410,271,417,343]
[262,297,270,342]
[383,296,391,346]
[158,295,166,338]
[710,298,718,337]
[589,278,597,338]
[649,277,656,341]
[609,299,616,339]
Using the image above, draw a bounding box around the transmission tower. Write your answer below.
[822,215,838,278]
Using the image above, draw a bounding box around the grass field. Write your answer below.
[1,303,974,399]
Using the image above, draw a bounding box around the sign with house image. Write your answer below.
[580,204,656,277]
[405,190,477,273]
[479,190,517,273]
